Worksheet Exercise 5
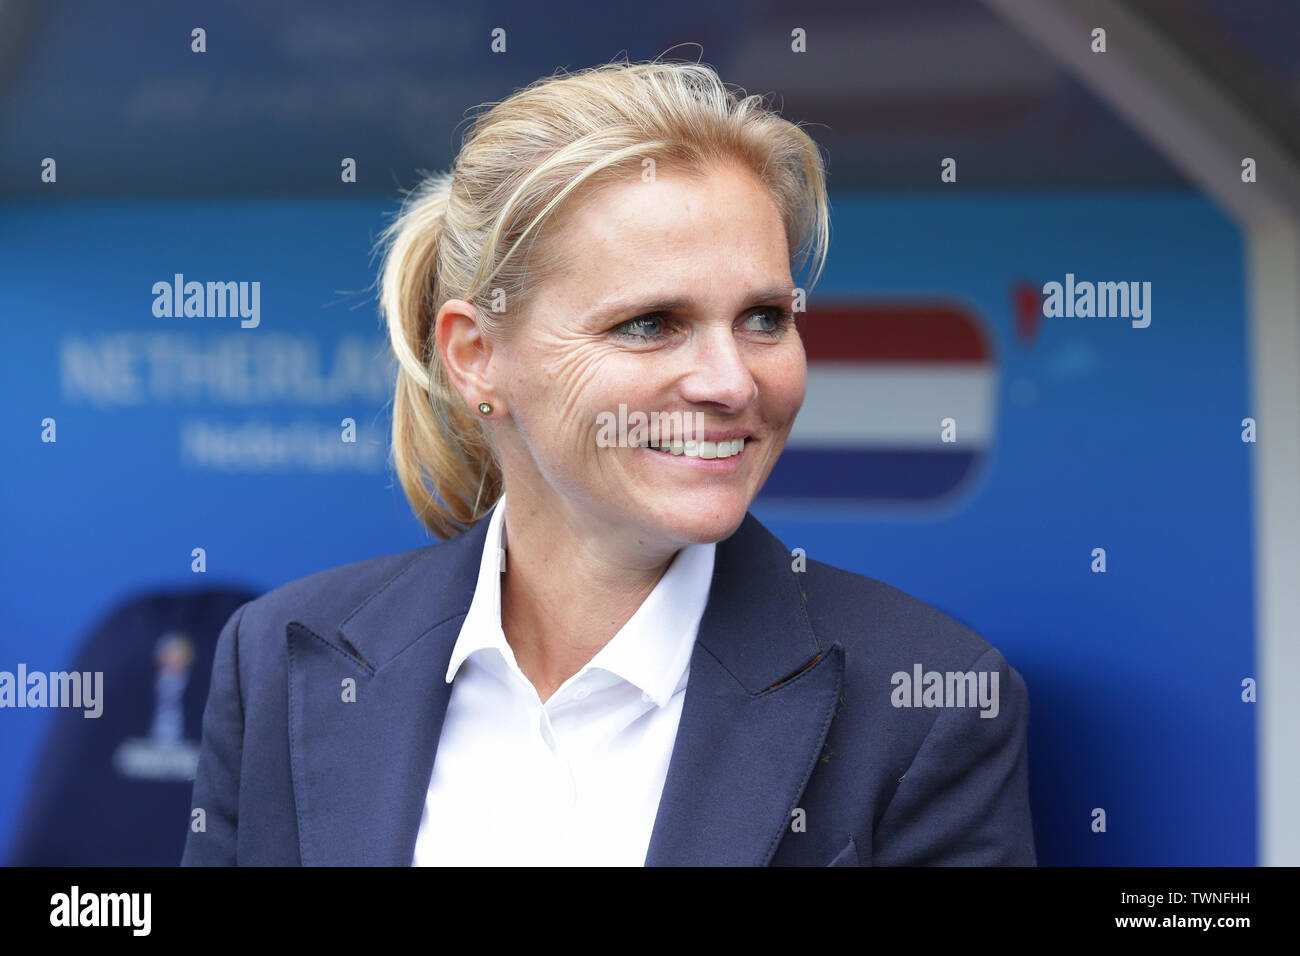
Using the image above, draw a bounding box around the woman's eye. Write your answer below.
[613,307,792,341]
[613,313,668,340]
[745,307,794,335]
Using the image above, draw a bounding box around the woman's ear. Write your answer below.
[436,298,499,410]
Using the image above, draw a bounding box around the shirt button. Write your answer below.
[573,687,590,701]
[641,691,654,704]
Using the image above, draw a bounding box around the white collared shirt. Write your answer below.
[411,494,716,866]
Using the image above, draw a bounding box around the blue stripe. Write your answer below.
[761,448,979,500]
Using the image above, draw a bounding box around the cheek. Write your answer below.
[507,340,625,460]
[756,345,807,424]
[548,349,619,439]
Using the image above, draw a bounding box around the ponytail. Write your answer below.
[377,172,502,540]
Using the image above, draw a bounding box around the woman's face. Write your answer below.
[486,160,805,550]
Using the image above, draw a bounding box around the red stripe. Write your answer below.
[797,302,991,363]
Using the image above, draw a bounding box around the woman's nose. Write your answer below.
[677,327,759,411]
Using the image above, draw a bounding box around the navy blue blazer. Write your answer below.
[181,505,1036,866]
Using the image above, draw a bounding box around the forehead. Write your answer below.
[529,161,793,313]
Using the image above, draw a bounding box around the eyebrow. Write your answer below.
[591,286,794,320]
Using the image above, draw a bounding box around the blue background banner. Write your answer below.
[0,193,1254,864]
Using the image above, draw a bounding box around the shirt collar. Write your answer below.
[444,496,512,683]
[445,493,716,708]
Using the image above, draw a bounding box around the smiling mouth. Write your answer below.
[640,438,746,459]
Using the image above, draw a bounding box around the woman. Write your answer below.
[182,58,1035,867]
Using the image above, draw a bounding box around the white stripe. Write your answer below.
[1248,225,1300,865]
[787,363,995,448]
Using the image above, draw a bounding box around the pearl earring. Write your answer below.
[477,401,493,415]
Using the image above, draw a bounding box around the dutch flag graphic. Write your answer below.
[762,302,997,503]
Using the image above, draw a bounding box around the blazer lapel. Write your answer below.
[286,510,492,866]
[644,513,844,866]
[285,504,841,867]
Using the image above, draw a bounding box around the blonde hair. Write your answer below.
[375,56,830,540]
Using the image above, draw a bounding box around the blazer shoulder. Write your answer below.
[231,542,437,652]
[800,557,1000,673]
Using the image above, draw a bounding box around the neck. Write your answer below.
[497,480,679,703]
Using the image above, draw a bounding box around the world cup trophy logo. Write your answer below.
[113,631,200,781]
[150,632,195,744]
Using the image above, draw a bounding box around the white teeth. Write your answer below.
[644,437,747,458]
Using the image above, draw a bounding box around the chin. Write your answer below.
[645,493,752,546]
